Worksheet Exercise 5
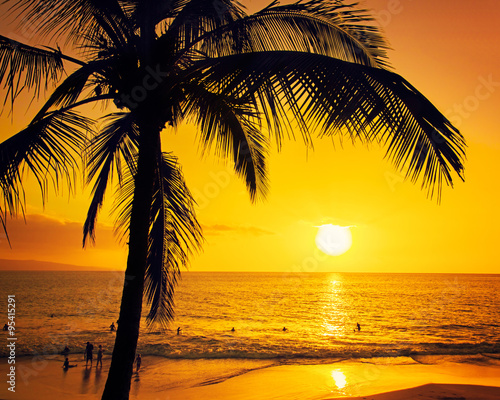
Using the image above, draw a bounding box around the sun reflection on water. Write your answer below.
[331,369,347,389]
[321,277,347,336]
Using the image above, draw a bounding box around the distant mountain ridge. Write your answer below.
[0,259,115,271]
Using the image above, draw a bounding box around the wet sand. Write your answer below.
[3,355,500,400]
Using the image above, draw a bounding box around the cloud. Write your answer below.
[0,214,126,269]
[0,215,274,270]
[202,224,274,236]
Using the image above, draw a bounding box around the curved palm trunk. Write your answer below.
[101,125,159,400]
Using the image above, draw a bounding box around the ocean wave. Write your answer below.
[438,324,477,330]
[123,341,500,361]
[2,327,499,362]
[5,342,499,361]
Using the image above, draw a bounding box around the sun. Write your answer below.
[315,224,353,256]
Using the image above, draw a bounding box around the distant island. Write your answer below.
[0,259,116,271]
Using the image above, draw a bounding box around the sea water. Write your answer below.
[0,271,499,362]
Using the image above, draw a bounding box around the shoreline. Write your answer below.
[2,354,500,400]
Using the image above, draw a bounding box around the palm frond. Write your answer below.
[166,0,389,75]
[183,84,269,201]
[164,0,247,52]
[0,206,11,246]
[83,112,138,246]
[32,60,110,122]
[5,0,131,48]
[85,0,132,47]
[197,0,390,68]
[265,0,390,66]
[111,148,203,326]
[0,110,92,218]
[0,35,64,110]
[129,0,178,31]
[145,151,203,327]
[191,51,465,199]
[111,161,135,244]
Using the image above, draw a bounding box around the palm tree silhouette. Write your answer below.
[0,1,465,398]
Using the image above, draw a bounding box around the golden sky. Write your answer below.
[1,0,499,273]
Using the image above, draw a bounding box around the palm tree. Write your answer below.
[0,0,465,398]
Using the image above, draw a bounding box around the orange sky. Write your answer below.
[1,0,499,273]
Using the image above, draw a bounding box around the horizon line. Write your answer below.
[0,269,498,275]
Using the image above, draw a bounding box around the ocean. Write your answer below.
[0,271,499,363]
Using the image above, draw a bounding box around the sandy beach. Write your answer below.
[3,354,500,400]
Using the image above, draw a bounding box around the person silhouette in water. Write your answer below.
[62,358,77,370]
[135,354,142,372]
[357,323,361,331]
[85,342,94,367]
[96,345,104,368]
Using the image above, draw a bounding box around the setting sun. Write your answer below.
[315,224,353,256]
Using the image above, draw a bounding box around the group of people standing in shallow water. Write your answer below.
[62,341,141,372]
[84,342,105,368]
[61,342,106,370]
